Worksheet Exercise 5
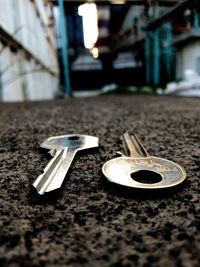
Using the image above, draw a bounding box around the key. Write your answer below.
[33,134,99,195]
[102,133,186,189]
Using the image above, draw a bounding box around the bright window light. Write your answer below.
[110,0,126,4]
[78,3,98,49]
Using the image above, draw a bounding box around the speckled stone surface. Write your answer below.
[0,95,199,267]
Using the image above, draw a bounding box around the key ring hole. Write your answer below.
[131,170,162,184]
[68,136,80,141]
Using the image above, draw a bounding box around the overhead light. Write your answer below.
[78,3,98,49]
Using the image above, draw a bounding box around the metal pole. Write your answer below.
[145,32,151,84]
[58,0,71,96]
[193,8,199,30]
[153,28,160,85]
[165,23,174,81]
[153,2,160,85]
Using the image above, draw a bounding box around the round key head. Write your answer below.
[40,134,99,151]
[102,156,186,189]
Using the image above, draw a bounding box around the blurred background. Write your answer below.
[0,0,200,102]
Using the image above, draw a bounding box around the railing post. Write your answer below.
[58,0,71,96]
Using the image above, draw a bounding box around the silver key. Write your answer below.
[102,133,186,189]
[33,134,99,195]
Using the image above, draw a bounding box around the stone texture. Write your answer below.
[0,95,199,267]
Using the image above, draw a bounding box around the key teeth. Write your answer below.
[44,178,63,193]
[32,175,48,195]
[49,148,57,157]
[32,184,56,196]
[32,149,65,195]
[35,187,45,195]
[33,148,76,195]
[32,178,62,195]
[32,183,45,195]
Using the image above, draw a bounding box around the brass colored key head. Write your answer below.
[102,133,186,189]
[102,156,186,189]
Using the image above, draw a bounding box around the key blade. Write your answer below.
[33,148,76,195]
[122,133,141,157]
[132,134,149,157]
[40,134,99,151]
[43,149,76,193]
[122,133,149,157]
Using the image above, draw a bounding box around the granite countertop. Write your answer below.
[0,95,199,267]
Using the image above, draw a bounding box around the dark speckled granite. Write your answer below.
[0,95,199,267]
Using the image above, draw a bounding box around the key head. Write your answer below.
[102,156,186,189]
[40,134,99,151]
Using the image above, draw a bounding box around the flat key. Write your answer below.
[102,133,186,189]
[33,134,99,195]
